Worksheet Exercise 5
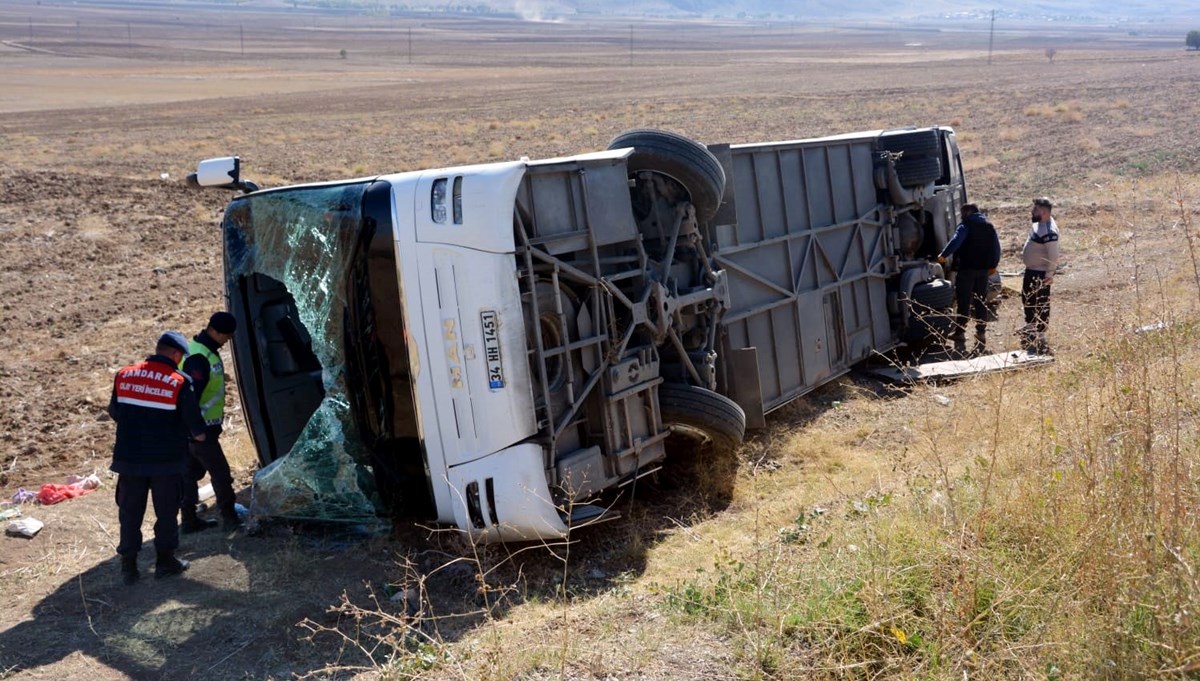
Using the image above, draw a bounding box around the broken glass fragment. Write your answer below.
[223,182,384,524]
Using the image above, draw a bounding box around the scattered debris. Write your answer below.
[1135,320,1172,335]
[933,394,952,406]
[36,473,102,505]
[65,473,100,487]
[6,517,44,539]
[866,349,1054,383]
[0,506,22,522]
[11,488,37,504]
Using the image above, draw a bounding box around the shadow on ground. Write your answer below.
[0,519,396,678]
[0,451,740,679]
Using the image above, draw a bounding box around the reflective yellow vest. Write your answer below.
[184,338,225,427]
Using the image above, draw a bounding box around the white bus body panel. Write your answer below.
[385,162,539,527]
[445,442,568,542]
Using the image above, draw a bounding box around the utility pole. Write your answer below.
[408,27,412,64]
[987,9,995,65]
[628,24,633,67]
[127,22,132,52]
[240,25,244,56]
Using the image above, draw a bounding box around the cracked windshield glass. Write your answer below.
[223,182,382,524]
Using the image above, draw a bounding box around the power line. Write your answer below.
[988,9,995,66]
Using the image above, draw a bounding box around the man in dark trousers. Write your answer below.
[180,311,241,533]
[109,331,206,585]
[1021,196,1060,355]
[938,203,1002,356]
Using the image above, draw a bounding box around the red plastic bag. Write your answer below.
[36,483,94,505]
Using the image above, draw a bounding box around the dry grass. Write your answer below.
[293,165,1200,681]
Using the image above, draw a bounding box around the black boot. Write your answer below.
[154,551,189,578]
[1017,324,1037,353]
[972,327,987,357]
[220,503,243,533]
[949,329,967,358]
[1034,333,1053,356]
[180,508,218,535]
[120,554,139,586]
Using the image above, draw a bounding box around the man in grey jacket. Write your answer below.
[1020,197,1060,354]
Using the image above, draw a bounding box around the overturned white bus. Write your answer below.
[191,126,968,541]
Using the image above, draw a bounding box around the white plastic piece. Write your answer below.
[7,517,44,538]
[197,482,215,502]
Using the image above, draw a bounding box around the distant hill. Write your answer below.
[65,0,1200,23]
[511,0,1200,22]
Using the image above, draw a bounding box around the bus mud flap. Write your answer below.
[723,347,766,429]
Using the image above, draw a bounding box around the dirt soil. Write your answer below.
[1,3,1197,678]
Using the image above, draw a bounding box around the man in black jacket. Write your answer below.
[108,331,207,585]
[938,204,1002,356]
[179,311,240,533]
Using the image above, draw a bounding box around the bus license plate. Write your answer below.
[480,310,504,389]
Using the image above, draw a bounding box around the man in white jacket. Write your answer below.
[1020,197,1059,354]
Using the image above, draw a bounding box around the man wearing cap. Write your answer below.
[109,331,207,584]
[1020,197,1060,354]
[179,311,241,533]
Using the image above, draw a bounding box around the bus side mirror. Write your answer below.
[186,157,260,193]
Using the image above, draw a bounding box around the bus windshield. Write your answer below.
[222,181,385,524]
